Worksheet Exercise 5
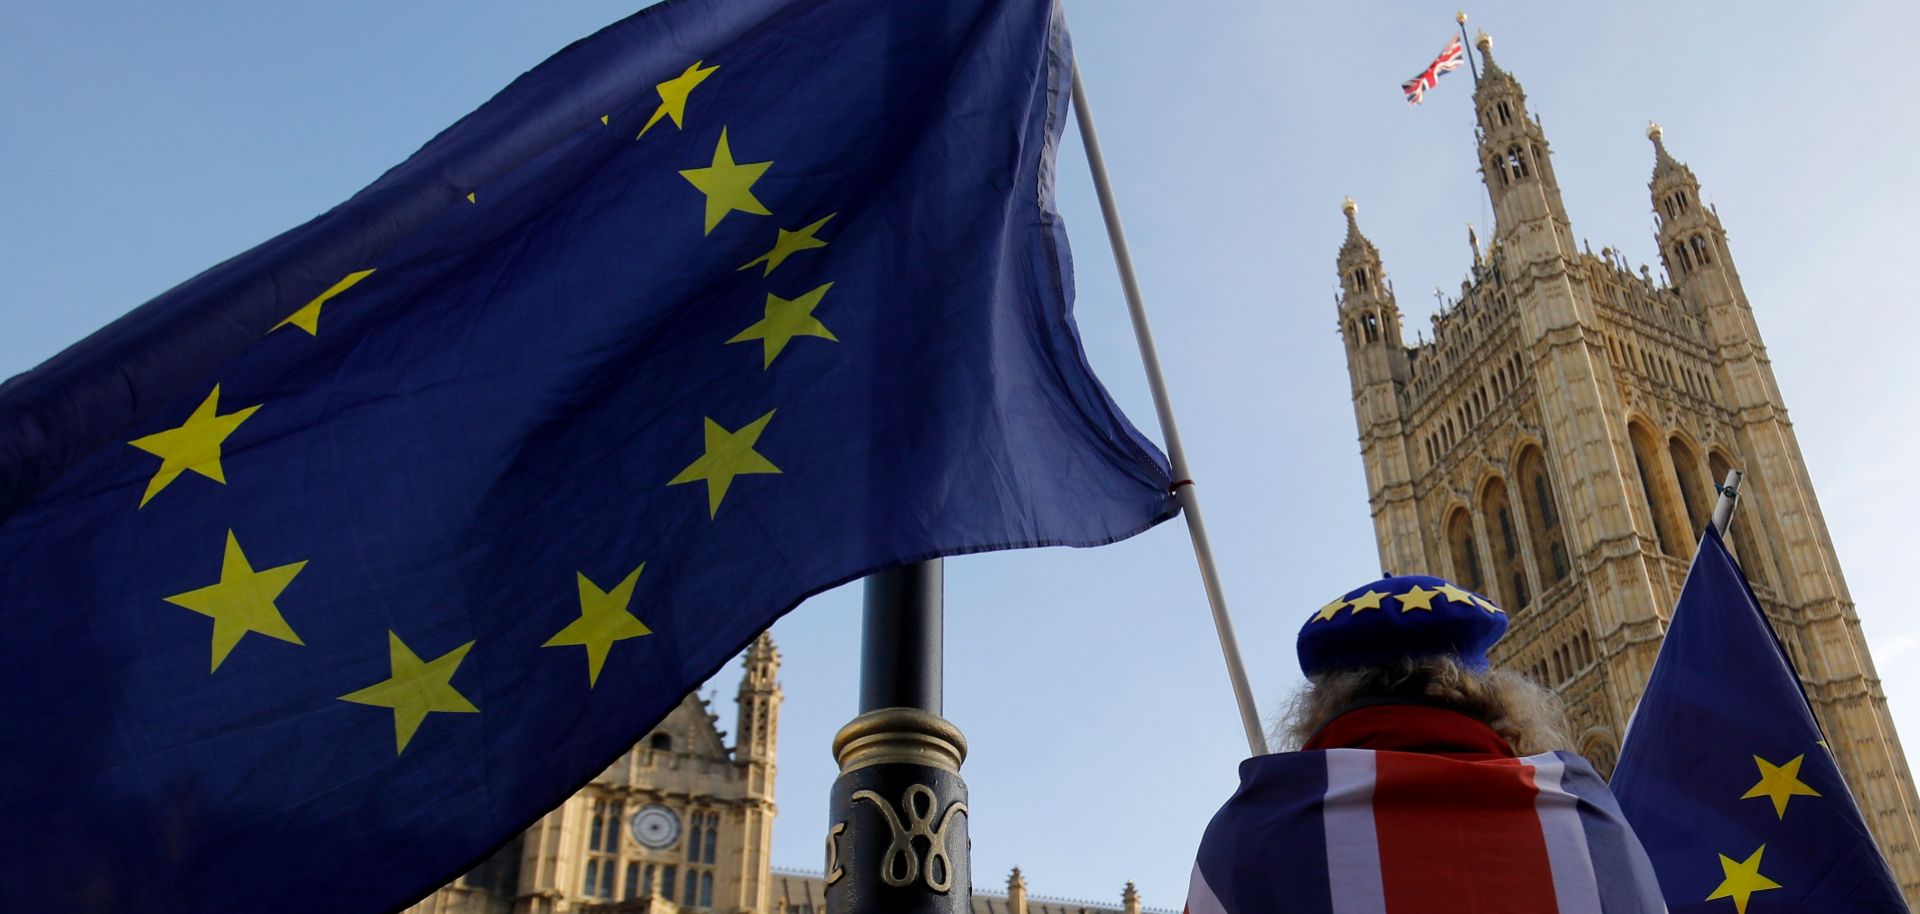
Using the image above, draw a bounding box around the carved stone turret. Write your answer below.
[1333,30,1920,903]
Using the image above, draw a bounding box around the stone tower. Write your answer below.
[1334,31,1920,898]
[732,634,782,912]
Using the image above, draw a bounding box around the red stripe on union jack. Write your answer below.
[1401,35,1465,105]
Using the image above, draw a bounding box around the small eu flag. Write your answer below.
[0,1,1173,911]
[1612,527,1907,913]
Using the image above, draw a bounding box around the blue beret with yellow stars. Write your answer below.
[1296,574,1508,678]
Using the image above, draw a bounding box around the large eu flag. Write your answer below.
[1612,527,1907,913]
[0,1,1174,911]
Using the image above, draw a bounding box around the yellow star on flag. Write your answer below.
[274,269,375,336]
[163,530,307,672]
[739,213,836,276]
[1311,598,1347,623]
[1347,590,1388,614]
[1473,593,1506,614]
[639,60,719,138]
[1435,583,1477,607]
[1742,753,1822,819]
[668,411,782,517]
[339,632,479,754]
[127,385,261,507]
[1705,845,1782,914]
[543,564,654,687]
[679,127,772,234]
[1397,585,1439,612]
[728,282,839,368]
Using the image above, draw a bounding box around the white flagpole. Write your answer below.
[1069,61,1267,757]
[1711,469,1744,536]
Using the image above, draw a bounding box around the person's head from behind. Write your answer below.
[1279,574,1570,755]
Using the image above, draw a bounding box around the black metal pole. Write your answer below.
[825,559,972,914]
[859,561,943,714]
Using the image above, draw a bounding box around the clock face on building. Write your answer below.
[630,804,681,849]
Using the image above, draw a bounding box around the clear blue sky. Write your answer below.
[6,0,1917,908]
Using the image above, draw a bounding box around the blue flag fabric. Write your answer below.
[1612,527,1907,913]
[0,1,1174,911]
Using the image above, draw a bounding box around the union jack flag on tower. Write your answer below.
[1402,35,1466,105]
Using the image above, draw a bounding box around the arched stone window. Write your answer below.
[1481,478,1529,608]
[1668,436,1710,540]
[1446,508,1485,595]
[1507,146,1530,180]
[1628,421,1689,556]
[1496,100,1513,125]
[1362,311,1380,343]
[1690,234,1713,266]
[1672,241,1692,274]
[1353,267,1371,292]
[1516,446,1570,585]
[649,733,673,752]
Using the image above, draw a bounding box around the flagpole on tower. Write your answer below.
[1711,469,1744,537]
[1069,61,1268,758]
[1457,12,1480,84]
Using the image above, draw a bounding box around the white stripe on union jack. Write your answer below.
[1526,755,1607,914]
[1401,35,1465,105]
[1324,750,1388,914]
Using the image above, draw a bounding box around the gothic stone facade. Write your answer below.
[406,636,782,914]
[405,636,1164,914]
[1334,34,1920,898]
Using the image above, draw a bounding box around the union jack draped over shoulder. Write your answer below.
[1185,748,1668,913]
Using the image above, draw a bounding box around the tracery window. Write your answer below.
[1482,479,1528,608]
[1507,146,1530,180]
[1446,509,1484,595]
[1690,234,1713,266]
[1629,422,1688,556]
[1668,436,1710,539]
[1517,447,1569,585]
[582,798,621,897]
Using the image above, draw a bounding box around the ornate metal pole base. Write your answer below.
[825,708,970,913]
[826,560,971,914]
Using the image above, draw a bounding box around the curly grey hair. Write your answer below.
[1273,655,1572,757]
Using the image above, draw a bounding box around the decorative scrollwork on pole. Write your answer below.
[825,822,847,886]
[849,784,969,893]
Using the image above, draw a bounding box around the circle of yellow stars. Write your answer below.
[130,54,866,757]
